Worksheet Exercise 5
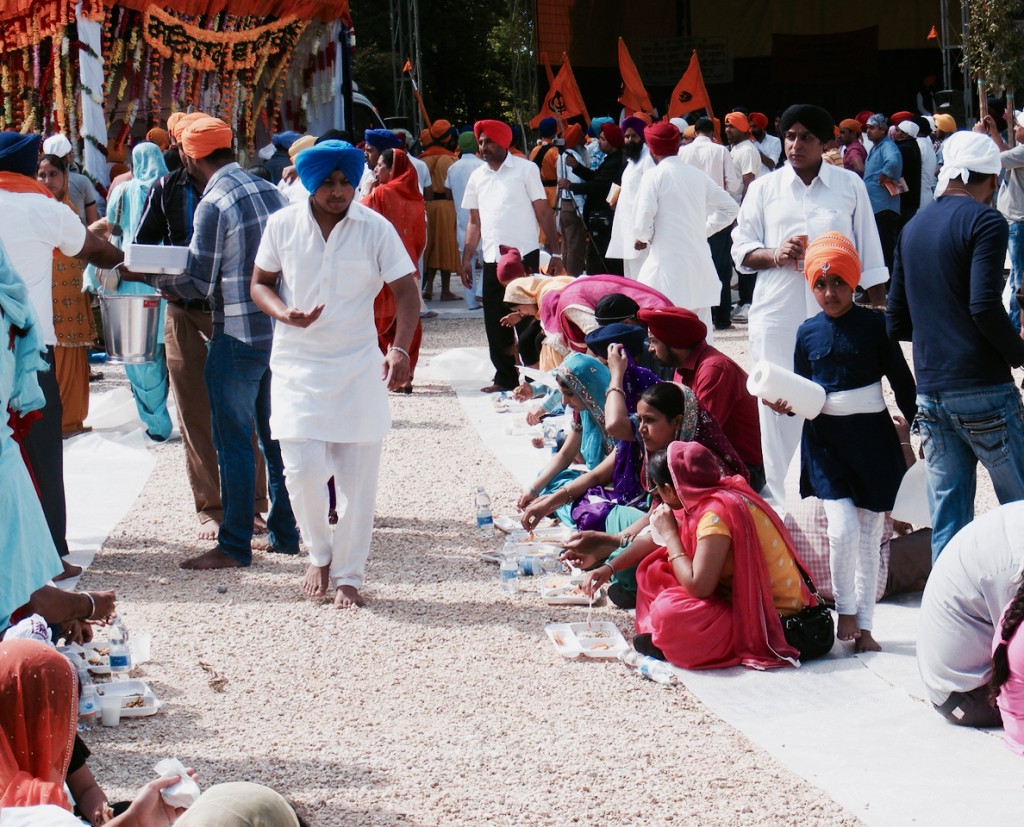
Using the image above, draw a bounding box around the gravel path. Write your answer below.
[80,318,866,826]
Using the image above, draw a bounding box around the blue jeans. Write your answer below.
[1008,220,1024,332]
[916,384,1024,561]
[204,335,299,563]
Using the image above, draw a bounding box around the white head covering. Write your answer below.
[1016,110,1024,130]
[897,120,920,138]
[935,131,1002,197]
[923,115,936,132]
[669,117,688,134]
[42,134,73,158]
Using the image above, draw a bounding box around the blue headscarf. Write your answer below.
[584,323,648,360]
[0,133,41,177]
[588,117,614,138]
[272,130,301,150]
[107,142,169,245]
[0,238,46,417]
[295,139,366,194]
[364,129,403,151]
[553,353,614,469]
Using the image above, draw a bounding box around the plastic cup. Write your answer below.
[131,633,152,664]
[99,693,121,727]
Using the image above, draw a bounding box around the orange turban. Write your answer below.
[839,118,862,134]
[181,117,233,160]
[429,119,452,140]
[167,113,183,137]
[804,232,861,290]
[632,112,653,126]
[170,112,207,143]
[750,112,769,130]
[474,119,513,150]
[145,127,170,151]
[419,128,434,147]
[725,112,750,133]
[563,123,583,148]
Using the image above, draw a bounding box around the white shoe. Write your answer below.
[731,303,751,323]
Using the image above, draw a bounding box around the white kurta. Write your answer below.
[461,152,545,263]
[254,200,415,444]
[632,156,738,309]
[917,136,938,208]
[444,153,485,249]
[731,161,888,507]
[606,146,654,261]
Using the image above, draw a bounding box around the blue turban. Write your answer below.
[538,117,557,138]
[584,322,648,360]
[588,117,614,138]
[272,130,301,150]
[0,133,41,177]
[364,129,402,151]
[295,139,366,193]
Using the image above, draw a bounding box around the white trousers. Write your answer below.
[622,248,649,279]
[693,306,714,347]
[280,439,383,589]
[822,497,884,629]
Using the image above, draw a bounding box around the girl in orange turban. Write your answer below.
[772,231,917,654]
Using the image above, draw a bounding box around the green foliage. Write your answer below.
[962,0,1024,91]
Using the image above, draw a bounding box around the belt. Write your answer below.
[820,382,885,416]
[169,298,211,312]
[431,193,450,201]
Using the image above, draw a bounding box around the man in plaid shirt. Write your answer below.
[128,116,299,570]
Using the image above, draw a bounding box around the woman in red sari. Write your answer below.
[634,442,810,670]
[361,148,424,393]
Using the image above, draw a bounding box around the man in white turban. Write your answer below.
[888,130,1024,562]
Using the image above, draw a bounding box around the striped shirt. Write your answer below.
[157,163,287,350]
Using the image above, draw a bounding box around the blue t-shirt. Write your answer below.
[888,195,1024,393]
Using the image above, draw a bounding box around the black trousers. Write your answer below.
[483,248,539,389]
[874,210,901,276]
[22,346,69,556]
[708,225,734,326]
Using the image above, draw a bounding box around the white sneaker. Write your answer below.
[731,303,751,323]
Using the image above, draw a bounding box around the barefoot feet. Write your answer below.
[837,614,861,643]
[180,547,246,570]
[197,519,220,541]
[54,559,83,581]
[303,564,330,599]
[854,630,881,653]
[334,585,365,609]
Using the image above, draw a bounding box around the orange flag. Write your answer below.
[617,38,653,115]
[668,50,712,119]
[401,59,413,73]
[531,53,590,128]
[927,25,939,41]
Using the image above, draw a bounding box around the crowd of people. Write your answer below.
[5,86,1024,819]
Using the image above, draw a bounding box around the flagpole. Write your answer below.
[402,59,432,128]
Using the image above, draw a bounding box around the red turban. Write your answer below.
[474,119,513,150]
[637,307,707,349]
[750,112,769,130]
[181,117,233,160]
[891,110,914,125]
[644,122,680,157]
[855,111,873,127]
[600,122,624,149]
[804,231,861,290]
[725,112,750,133]
[497,245,527,285]
[564,123,583,148]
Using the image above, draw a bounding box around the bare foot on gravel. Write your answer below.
[303,564,330,598]
[253,515,268,535]
[854,630,881,653]
[837,614,860,643]
[197,520,220,541]
[334,585,365,609]
[180,548,245,570]
[54,560,83,581]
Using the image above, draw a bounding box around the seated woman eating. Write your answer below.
[585,442,813,670]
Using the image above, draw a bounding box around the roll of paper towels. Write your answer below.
[746,361,826,420]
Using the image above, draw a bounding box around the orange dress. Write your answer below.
[421,147,461,273]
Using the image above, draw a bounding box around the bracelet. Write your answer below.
[389,346,410,360]
[563,486,574,504]
[606,387,626,398]
[619,533,632,548]
[603,562,615,576]
[82,592,96,621]
[772,247,782,267]
[667,552,684,563]
[900,442,912,448]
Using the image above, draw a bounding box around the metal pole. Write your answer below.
[412,0,424,135]
[962,1,973,122]
[341,25,354,134]
[939,0,951,93]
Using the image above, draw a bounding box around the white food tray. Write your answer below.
[544,621,628,659]
[95,679,162,717]
[59,641,112,674]
[539,574,605,605]
[124,243,189,274]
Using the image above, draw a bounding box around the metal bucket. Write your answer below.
[99,292,162,364]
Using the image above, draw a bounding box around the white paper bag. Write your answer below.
[154,757,201,809]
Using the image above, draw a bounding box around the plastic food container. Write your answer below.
[544,621,628,659]
[124,243,190,274]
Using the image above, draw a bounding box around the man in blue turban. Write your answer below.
[264,130,302,185]
[361,129,404,199]
[0,133,41,178]
[250,136,420,609]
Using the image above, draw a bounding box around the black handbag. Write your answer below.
[779,564,834,662]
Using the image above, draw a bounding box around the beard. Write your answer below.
[623,142,643,162]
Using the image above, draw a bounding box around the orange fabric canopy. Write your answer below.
[0,0,350,25]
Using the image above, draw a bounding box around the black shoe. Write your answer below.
[632,633,667,661]
[607,581,636,609]
[266,544,300,555]
[714,322,732,331]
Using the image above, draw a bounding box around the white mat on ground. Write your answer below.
[60,387,164,578]
[443,353,1024,825]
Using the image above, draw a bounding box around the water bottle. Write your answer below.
[518,555,563,576]
[619,649,676,686]
[78,680,98,730]
[108,618,131,680]
[475,486,495,538]
[498,553,519,594]
[542,422,559,452]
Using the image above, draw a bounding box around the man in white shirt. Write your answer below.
[444,130,485,309]
[632,121,738,338]
[607,116,655,279]
[461,119,561,392]
[750,112,782,175]
[251,140,419,609]
[0,133,123,577]
[731,104,888,510]
[679,116,743,330]
[725,112,763,198]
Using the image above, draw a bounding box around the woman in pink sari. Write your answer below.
[633,441,810,670]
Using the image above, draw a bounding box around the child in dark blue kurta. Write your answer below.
[788,233,915,652]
